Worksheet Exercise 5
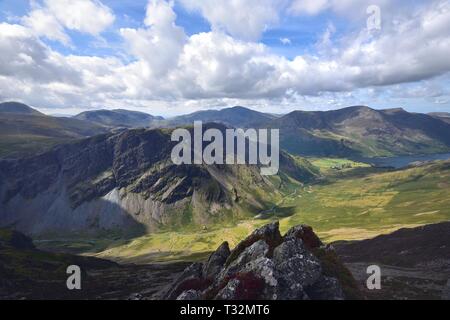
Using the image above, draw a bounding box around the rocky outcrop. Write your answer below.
[203,242,230,280]
[166,222,361,300]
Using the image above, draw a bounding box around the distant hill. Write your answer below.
[429,112,450,124]
[0,102,109,158]
[74,109,164,128]
[162,106,277,128]
[429,112,450,117]
[267,106,450,157]
[0,102,44,116]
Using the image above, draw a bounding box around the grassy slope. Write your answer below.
[283,161,450,242]
[89,159,450,263]
[0,114,107,158]
[0,135,70,158]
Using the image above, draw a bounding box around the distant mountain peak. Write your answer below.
[382,108,407,114]
[167,105,276,128]
[0,102,44,116]
[346,105,371,110]
[228,105,252,111]
[73,109,163,128]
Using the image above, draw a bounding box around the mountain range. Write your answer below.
[269,106,450,157]
[3,102,450,160]
[0,102,109,158]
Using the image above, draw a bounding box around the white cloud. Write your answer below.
[1,0,450,114]
[20,0,115,46]
[289,0,392,18]
[171,32,279,99]
[179,0,285,41]
[289,0,330,15]
[280,37,291,45]
[121,0,186,79]
[21,8,71,45]
[0,23,81,84]
[44,0,115,35]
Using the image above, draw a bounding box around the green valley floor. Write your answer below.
[36,159,450,264]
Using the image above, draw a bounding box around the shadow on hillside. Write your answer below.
[22,198,149,258]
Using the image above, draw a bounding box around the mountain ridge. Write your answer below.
[0,125,316,237]
[0,102,44,116]
[158,106,278,129]
[0,102,110,159]
[3,102,450,159]
[74,109,164,128]
[268,105,450,157]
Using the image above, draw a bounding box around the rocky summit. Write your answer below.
[163,222,362,300]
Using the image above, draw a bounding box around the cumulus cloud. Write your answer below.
[21,8,71,45]
[179,0,285,41]
[0,23,82,84]
[121,0,186,78]
[44,0,115,35]
[21,0,115,46]
[1,0,450,113]
[168,0,450,100]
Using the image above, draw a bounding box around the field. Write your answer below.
[74,159,450,263]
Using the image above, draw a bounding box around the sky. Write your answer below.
[0,0,450,117]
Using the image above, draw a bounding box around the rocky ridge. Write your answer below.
[0,127,316,237]
[164,222,361,300]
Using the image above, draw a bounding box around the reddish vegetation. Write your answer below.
[234,273,265,300]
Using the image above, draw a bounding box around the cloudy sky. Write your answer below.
[1,0,450,116]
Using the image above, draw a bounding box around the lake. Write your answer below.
[352,153,450,169]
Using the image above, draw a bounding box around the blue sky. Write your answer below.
[1,0,450,116]
[0,0,332,58]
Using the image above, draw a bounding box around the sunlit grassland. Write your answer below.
[87,160,450,263]
[283,163,450,242]
[309,158,370,174]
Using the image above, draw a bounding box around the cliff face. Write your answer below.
[0,128,314,237]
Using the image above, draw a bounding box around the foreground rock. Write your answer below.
[164,222,362,300]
